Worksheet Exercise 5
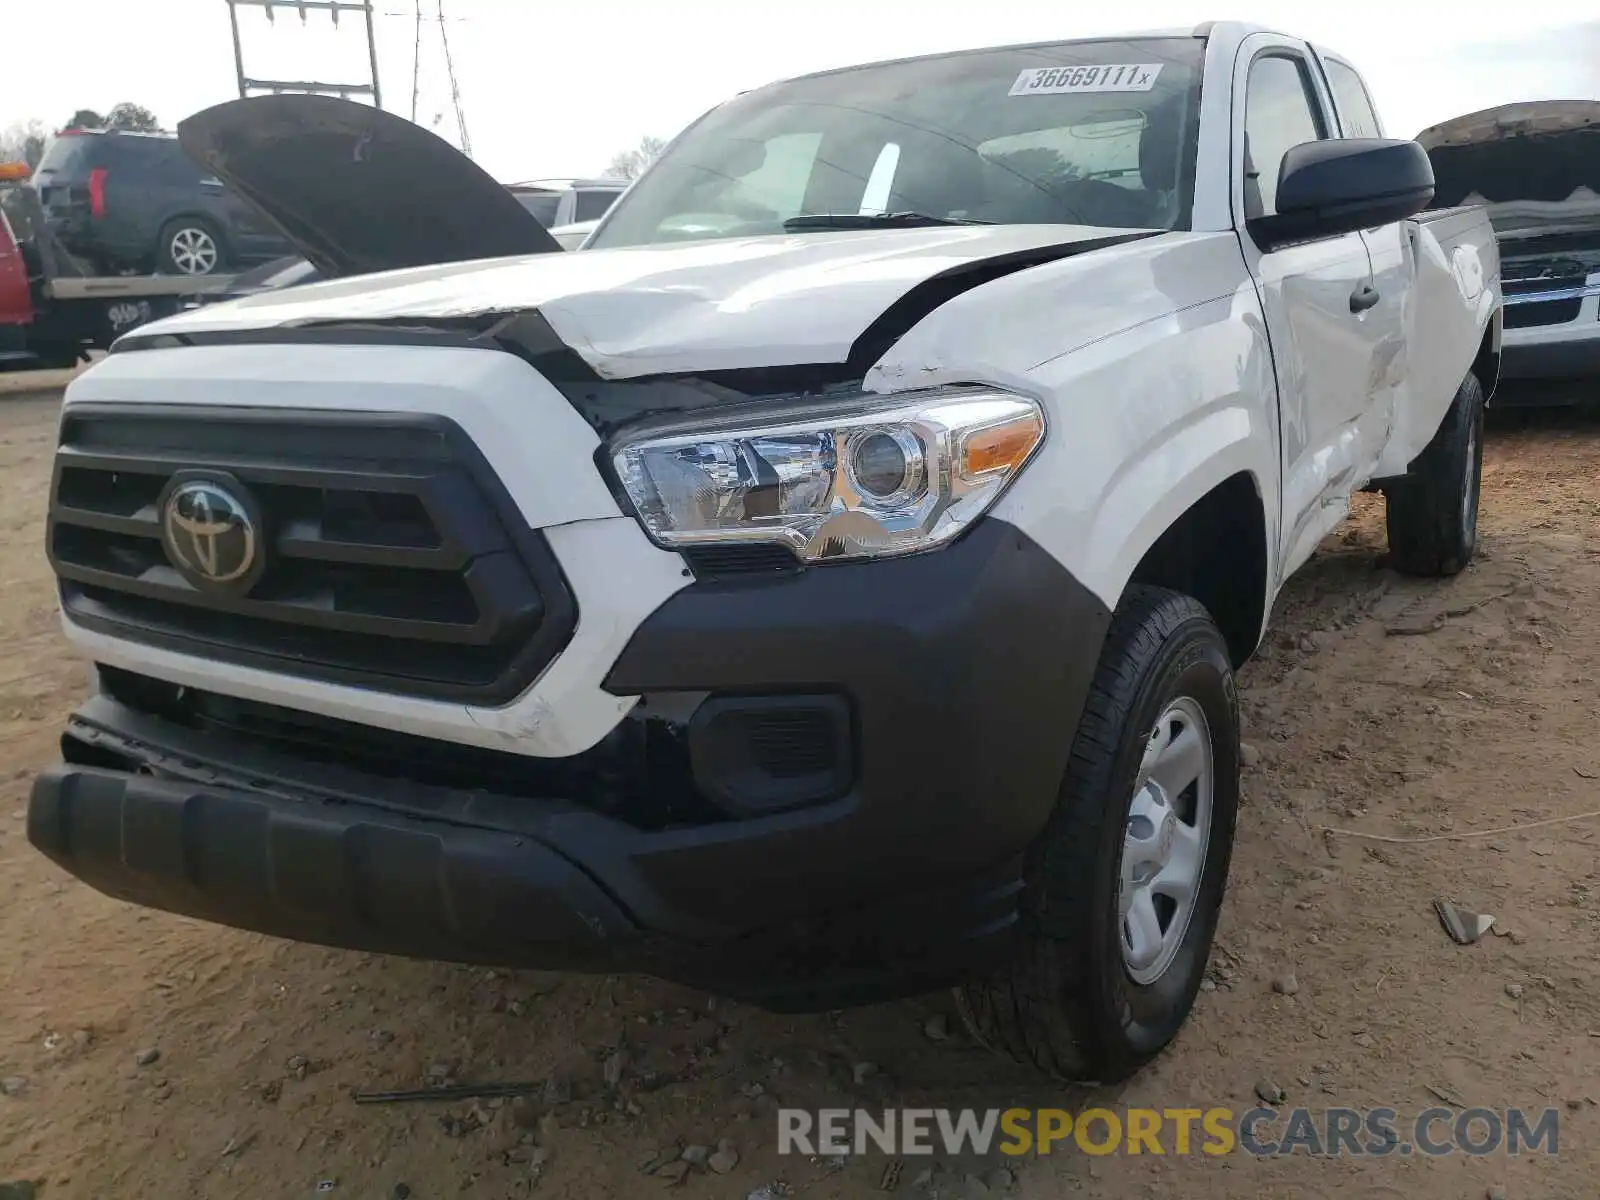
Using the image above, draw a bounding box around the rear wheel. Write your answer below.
[1383,371,1485,577]
[156,217,226,276]
[955,586,1240,1082]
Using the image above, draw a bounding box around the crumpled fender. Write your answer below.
[867,231,1279,613]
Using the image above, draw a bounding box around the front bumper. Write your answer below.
[31,518,1112,1008]
[1499,335,1600,385]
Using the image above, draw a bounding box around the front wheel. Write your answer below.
[1383,371,1485,577]
[955,586,1240,1083]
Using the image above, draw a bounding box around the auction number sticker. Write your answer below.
[1009,64,1164,95]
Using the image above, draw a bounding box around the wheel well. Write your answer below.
[156,213,226,246]
[1126,472,1267,667]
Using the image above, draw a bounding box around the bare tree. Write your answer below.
[0,119,47,168]
[605,135,666,181]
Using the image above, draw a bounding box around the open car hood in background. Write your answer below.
[177,95,561,278]
[1418,101,1600,243]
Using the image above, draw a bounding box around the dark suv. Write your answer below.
[31,128,293,276]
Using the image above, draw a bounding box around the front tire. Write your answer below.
[156,217,227,276]
[1383,371,1485,577]
[955,586,1240,1083]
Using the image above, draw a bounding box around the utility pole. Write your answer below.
[225,0,383,107]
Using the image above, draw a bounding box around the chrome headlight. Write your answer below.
[611,386,1045,561]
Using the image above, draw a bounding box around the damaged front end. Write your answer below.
[1420,102,1600,383]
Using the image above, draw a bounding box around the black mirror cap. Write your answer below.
[1249,138,1435,251]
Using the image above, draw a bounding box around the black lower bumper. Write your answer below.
[31,518,1112,1008]
[1499,336,1600,387]
[30,760,637,965]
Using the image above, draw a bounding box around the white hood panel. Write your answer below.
[134,224,1147,378]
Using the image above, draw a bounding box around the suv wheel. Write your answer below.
[955,586,1240,1082]
[157,218,226,276]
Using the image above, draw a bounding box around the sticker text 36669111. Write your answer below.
[1009,64,1164,96]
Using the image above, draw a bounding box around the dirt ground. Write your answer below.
[2,370,1598,1199]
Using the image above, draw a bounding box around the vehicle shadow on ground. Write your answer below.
[1486,380,1600,433]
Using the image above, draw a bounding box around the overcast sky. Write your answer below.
[2,1,1597,182]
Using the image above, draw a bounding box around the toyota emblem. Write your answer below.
[159,473,264,593]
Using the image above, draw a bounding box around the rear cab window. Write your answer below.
[573,188,620,223]
[516,191,562,226]
[1319,57,1383,139]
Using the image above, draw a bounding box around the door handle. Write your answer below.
[1349,284,1381,313]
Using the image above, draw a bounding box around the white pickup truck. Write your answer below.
[1420,101,1600,395]
[31,21,1499,1082]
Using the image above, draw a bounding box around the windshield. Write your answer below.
[589,37,1203,249]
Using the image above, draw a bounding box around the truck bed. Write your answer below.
[1379,202,1501,469]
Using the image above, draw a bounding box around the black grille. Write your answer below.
[1504,297,1583,329]
[89,665,720,831]
[687,694,854,815]
[49,406,576,703]
[1503,276,1585,329]
[740,708,844,778]
[681,543,802,578]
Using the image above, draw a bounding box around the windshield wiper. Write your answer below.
[782,211,994,231]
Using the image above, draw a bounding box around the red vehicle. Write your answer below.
[1,160,231,370]
[0,163,41,365]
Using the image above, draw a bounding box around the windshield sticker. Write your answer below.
[1009,64,1164,96]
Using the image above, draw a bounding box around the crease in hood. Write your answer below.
[122,223,1157,379]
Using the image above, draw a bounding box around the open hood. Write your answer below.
[177,95,561,278]
[1418,101,1600,243]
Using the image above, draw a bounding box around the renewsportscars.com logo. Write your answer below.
[777,1106,1562,1158]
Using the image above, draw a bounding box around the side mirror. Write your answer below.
[1248,138,1434,251]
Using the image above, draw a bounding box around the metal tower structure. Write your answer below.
[407,0,471,156]
[225,0,384,107]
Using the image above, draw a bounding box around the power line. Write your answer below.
[436,0,471,156]
[410,0,423,122]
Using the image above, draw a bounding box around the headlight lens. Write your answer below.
[612,386,1045,561]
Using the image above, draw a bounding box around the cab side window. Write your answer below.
[1243,54,1329,219]
[1323,59,1382,139]
[573,189,618,223]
